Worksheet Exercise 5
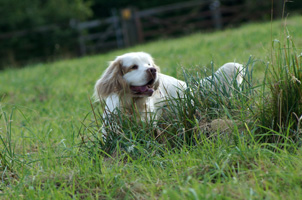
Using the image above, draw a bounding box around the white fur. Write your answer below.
[200,62,245,92]
[120,52,155,86]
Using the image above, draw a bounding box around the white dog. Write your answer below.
[94,52,244,135]
[94,52,186,136]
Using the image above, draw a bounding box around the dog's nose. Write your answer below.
[148,67,157,74]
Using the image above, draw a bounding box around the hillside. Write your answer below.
[1,16,302,199]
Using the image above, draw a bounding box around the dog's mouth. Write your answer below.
[130,78,155,96]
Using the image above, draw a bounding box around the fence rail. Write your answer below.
[72,0,244,55]
[0,0,284,66]
[138,0,210,17]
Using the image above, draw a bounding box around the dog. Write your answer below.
[93,52,187,136]
[94,52,244,136]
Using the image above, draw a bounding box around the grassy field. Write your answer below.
[1,15,302,199]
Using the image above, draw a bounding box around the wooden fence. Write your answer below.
[0,0,283,65]
[73,0,274,56]
[75,0,231,55]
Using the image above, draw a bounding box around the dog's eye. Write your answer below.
[131,65,138,70]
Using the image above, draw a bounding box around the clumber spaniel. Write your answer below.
[94,52,244,134]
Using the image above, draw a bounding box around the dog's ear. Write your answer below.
[153,63,160,73]
[153,64,161,90]
[94,59,127,100]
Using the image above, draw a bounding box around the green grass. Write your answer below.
[1,15,302,199]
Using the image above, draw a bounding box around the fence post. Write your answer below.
[210,0,222,30]
[111,9,124,48]
[78,36,86,56]
[70,19,86,56]
[121,7,142,47]
[134,9,144,43]
[276,0,284,18]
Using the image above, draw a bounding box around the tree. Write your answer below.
[0,0,93,67]
[0,0,93,32]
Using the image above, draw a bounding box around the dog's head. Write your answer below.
[94,52,160,100]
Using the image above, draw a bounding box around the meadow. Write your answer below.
[1,15,302,199]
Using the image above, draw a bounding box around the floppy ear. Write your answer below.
[152,64,161,90]
[94,59,127,100]
[153,64,160,73]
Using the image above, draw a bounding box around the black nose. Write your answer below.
[148,67,157,74]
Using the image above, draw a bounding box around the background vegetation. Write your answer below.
[1,15,302,199]
[1,0,302,68]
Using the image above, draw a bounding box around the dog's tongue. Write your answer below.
[130,85,154,96]
[130,85,148,93]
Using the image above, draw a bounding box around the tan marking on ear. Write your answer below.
[153,64,161,91]
[153,78,160,91]
[94,59,129,100]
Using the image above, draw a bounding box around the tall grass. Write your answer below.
[76,49,302,198]
[258,35,302,143]
[79,60,256,157]
[0,107,19,188]
[80,32,302,156]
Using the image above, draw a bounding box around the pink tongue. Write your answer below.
[130,86,148,93]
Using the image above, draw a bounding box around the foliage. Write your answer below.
[0,0,92,31]
[2,0,301,68]
[0,0,93,68]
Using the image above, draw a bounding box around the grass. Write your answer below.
[269,36,302,132]
[1,15,302,199]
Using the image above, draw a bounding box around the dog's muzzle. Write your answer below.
[130,68,157,96]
